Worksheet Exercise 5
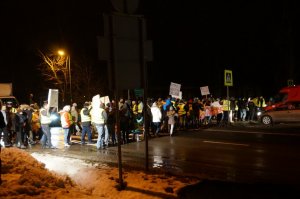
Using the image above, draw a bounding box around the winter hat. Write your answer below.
[63,105,71,112]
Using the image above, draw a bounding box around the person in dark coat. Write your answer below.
[0,102,9,147]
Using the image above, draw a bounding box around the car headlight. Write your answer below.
[257,111,262,116]
[50,114,58,121]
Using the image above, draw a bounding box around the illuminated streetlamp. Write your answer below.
[58,50,65,56]
[58,50,72,103]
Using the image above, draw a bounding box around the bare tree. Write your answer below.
[37,50,69,103]
[71,55,105,105]
[38,49,107,106]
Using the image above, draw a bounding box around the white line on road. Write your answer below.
[204,128,300,137]
[203,140,250,147]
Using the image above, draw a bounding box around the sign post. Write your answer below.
[134,89,144,98]
[224,70,233,123]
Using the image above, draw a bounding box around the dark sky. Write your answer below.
[145,1,299,97]
[1,0,299,103]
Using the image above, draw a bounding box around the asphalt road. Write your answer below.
[26,122,300,198]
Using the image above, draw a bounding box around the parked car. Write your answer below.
[260,102,300,125]
[49,107,61,127]
[0,96,19,108]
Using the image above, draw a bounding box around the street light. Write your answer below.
[58,50,65,56]
[58,50,72,103]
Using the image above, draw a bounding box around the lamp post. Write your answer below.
[68,55,72,103]
[58,50,72,103]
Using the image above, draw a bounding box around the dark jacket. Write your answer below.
[0,111,6,128]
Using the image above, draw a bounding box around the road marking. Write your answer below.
[204,128,300,137]
[203,140,250,147]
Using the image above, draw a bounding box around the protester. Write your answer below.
[166,106,176,136]
[60,105,73,147]
[90,102,107,149]
[80,102,93,144]
[40,101,55,149]
[150,102,162,137]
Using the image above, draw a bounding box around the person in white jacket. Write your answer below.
[150,102,162,136]
[90,102,107,149]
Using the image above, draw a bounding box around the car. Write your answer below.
[260,102,300,125]
[49,107,62,127]
[264,85,300,112]
[0,96,19,108]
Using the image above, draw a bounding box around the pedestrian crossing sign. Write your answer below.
[224,70,233,86]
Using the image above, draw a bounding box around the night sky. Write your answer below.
[1,0,299,103]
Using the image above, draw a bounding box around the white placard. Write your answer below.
[169,82,181,96]
[92,94,101,108]
[200,86,210,96]
[48,89,59,109]
[172,91,182,100]
[100,96,110,105]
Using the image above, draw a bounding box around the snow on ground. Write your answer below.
[0,148,199,199]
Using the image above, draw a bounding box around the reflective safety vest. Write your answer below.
[90,107,106,124]
[252,98,259,107]
[80,108,91,123]
[7,107,17,114]
[132,104,138,115]
[138,103,143,114]
[222,100,230,111]
[235,102,239,111]
[177,103,186,116]
[40,108,51,125]
[258,98,267,108]
[61,111,73,128]
[11,107,17,113]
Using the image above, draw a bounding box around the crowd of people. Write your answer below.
[0,94,267,150]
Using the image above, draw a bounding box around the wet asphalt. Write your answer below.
[25,123,300,199]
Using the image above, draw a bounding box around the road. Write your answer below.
[27,123,300,186]
[25,123,300,198]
